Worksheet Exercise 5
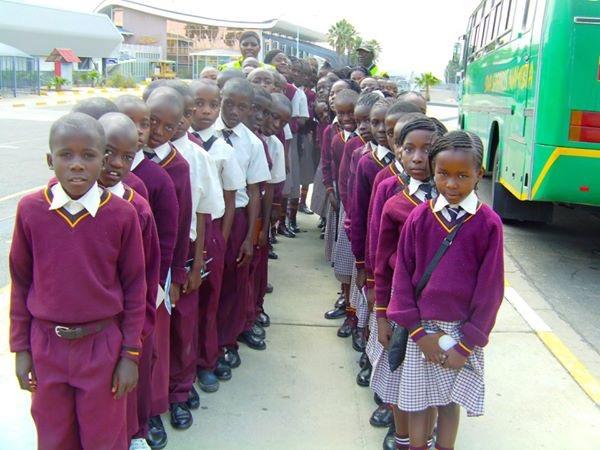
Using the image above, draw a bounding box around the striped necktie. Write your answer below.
[446,205,462,224]
[381,152,394,166]
[143,150,155,160]
[418,183,433,200]
[221,129,233,146]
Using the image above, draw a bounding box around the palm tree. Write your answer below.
[327,19,358,65]
[415,72,441,101]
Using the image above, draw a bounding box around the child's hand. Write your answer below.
[377,318,393,349]
[258,228,269,247]
[355,268,366,289]
[183,265,203,294]
[112,357,138,400]
[15,351,36,392]
[416,333,445,364]
[237,238,254,267]
[328,193,338,211]
[443,347,468,370]
[169,283,181,307]
[366,289,375,311]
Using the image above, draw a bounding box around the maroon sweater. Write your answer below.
[159,144,192,285]
[338,135,367,212]
[124,172,149,200]
[9,187,146,358]
[320,123,339,190]
[132,158,178,285]
[388,201,504,351]
[374,190,422,318]
[124,186,160,339]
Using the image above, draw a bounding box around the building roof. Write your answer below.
[0,42,32,58]
[0,0,123,57]
[46,48,82,63]
[94,0,327,43]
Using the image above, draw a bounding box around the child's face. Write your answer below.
[248,70,275,93]
[147,99,182,148]
[385,113,402,149]
[315,102,329,123]
[247,96,272,133]
[433,150,484,204]
[351,70,366,85]
[329,81,348,111]
[221,91,252,129]
[200,68,218,81]
[99,128,138,187]
[392,118,412,160]
[370,106,388,146]
[172,95,195,141]
[334,98,356,132]
[48,130,104,199]
[354,104,373,142]
[271,53,291,76]
[266,102,291,136]
[192,84,220,131]
[400,129,434,182]
[316,77,333,102]
[385,81,398,97]
[360,78,378,93]
[121,103,151,150]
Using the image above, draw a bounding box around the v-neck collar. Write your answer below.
[45,185,111,228]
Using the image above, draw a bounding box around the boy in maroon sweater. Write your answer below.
[97,113,161,449]
[10,112,146,450]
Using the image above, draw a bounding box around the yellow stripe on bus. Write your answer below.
[499,178,528,200]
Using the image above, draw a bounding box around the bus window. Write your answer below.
[482,14,490,47]
[503,0,514,32]
[492,2,502,39]
[521,0,535,31]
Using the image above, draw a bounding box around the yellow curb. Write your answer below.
[35,101,47,106]
[12,103,26,107]
[57,91,65,96]
[56,100,70,104]
[100,89,108,93]
[538,331,600,405]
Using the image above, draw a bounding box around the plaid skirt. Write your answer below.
[398,320,485,417]
[368,314,402,405]
[310,162,328,217]
[333,205,353,283]
[324,202,336,263]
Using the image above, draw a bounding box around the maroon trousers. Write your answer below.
[169,241,198,404]
[150,302,170,416]
[245,243,269,331]
[197,218,225,371]
[217,208,249,349]
[30,319,127,450]
[127,329,154,439]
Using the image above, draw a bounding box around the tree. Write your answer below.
[444,59,460,84]
[327,19,358,65]
[415,72,441,101]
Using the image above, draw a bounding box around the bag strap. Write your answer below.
[415,221,465,299]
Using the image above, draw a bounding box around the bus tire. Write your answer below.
[491,151,553,223]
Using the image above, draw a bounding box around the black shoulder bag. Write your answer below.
[388,221,465,372]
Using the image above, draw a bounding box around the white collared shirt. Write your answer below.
[214,117,271,208]
[105,181,126,198]
[407,177,431,202]
[50,182,102,217]
[433,190,479,221]
[394,159,405,175]
[343,130,351,141]
[265,135,287,184]
[291,86,309,119]
[376,144,393,161]
[172,134,225,238]
[131,150,145,171]
[144,142,171,164]
[283,124,293,141]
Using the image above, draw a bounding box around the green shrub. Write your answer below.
[47,76,68,90]
[106,73,136,89]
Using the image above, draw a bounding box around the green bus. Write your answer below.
[457,0,600,221]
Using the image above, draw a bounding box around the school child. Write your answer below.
[309,100,332,225]
[242,57,261,76]
[298,61,319,215]
[200,66,219,82]
[10,112,146,450]
[217,70,244,90]
[351,67,369,85]
[188,80,246,388]
[214,78,271,364]
[397,91,428,114]
[248,67,276,93]
[95,112,161,450]
[360,77,380,94]
[387,131,504,450]
[164,80,224,431]
[370,117,442,450]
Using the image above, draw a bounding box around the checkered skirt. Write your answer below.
[397,320,485,417]
[367,314,402,404]
[349,267,369,328]
[333,205,354,283]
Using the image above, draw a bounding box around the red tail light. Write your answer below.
[569,110,600,143]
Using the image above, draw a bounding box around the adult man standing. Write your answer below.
[356,44,388,78]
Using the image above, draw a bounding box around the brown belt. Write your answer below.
[52,318,114,340]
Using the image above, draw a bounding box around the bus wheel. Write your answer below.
[491,152,553,223]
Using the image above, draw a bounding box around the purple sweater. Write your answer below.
[9,188,146,359]
[133,158,178,285]
[387,201,504,350]
[374,190,422,318]
[159,144,192,286]
[338,135,366,212]
[125,186,160,339]
[124,172,149,200]
[320,123,338,190]
[351,151,390,268]
[366,172,406,287]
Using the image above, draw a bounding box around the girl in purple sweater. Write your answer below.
[388,131,504,450]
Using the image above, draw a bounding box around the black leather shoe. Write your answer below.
[356,360,372,387]
[268,249,279,260]
[374,393,383,406]
[289,219,301,233]
[324,304,346,320]
[266,283,273,294]
[277,224,295,238]
[320,232,324,239]
[270,235,278,244]
[359,351,368,368]
[147,415,167,449]
[214,358,232,380]
[170,402,193,430]
[352,327,367,353]
[383,424,396,450]
[197,370,219,393]
[186,386,200,410]
[257,311,270,327]
[337,316,356,338]
[317,217,326,228]
[370,404,393,427]
[252,322,266,340]
[299,203,314,214]
[237,331,266,350]
[334,294,345,309]
[224,348,241,368]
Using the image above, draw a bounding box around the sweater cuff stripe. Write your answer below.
[455,341,473,357]
[409,326,427,342]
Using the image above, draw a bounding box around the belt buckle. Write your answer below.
[55,325,73,337]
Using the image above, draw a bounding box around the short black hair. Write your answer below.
[334,88,359,105]
[166,79,193,100]
[271,93,292,114]
[98,112,138,144]
[189,79,220,97]
[147,86,184,112]
[114,95,147,112]
[142,79,168,101]
[356,92,381,109]
[253,85,272,103]
[264,50,284,65]
[396,115,438,146]
[388,101,421,115]
[50,112,105,151]
[429,130,484,168]
[217,70,244,90]
[222,78,254,100]
[240,31,260,45]
[335,78,361,94]
[351,67,369,76]
[71,97,118,120]
[372,97,397,112]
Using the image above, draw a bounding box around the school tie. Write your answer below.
[418,183,433,200]
[221,129,233,146]
[446,205,463,224]
[381,152,395,166]
[191,131,204,145]
[143,150,155,159]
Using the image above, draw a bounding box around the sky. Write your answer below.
[17,0,481,78]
